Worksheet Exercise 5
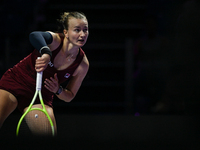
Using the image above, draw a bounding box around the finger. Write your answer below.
[49,74,58,83]
[44,85,53,92]
[44,84,50,90]
[41,54,51,62]
[44,80,50,88]
[45,79,57,88]
[44,82,54,91]
[35,62,48,72]
[36,61,48,68]
[44,81,57,93]
[35,67,45,72]
[36,58,45,64]
[50,77,56,83]
[54,73,58,81]
[45,79,53,86]
[50,74,59,83]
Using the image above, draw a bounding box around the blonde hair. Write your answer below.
[58,11,87,30]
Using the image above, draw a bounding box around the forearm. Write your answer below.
[56,88,75,102]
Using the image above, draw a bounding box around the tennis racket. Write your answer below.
[16,57,55,136]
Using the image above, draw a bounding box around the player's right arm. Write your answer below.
[29,31,61,72]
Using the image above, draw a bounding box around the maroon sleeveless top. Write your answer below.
[0,34,85,112]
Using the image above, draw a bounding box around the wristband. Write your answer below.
[40,46,52,58]
[56,86,63,95]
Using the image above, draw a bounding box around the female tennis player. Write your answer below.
[0,11,89,135]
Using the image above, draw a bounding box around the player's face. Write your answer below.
[67,18,89,47]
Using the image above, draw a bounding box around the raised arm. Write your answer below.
[29,31,53,57]
[29,31,61,72]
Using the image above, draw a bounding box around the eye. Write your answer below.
[83,28,88,33]
[74,29,80,32]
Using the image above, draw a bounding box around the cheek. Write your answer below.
[68,30,75,37]
[85,32,89,38]
[69,33,78,39]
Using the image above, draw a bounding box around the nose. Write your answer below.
[80,30,86,37]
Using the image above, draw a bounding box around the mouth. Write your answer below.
[78,39,85,43]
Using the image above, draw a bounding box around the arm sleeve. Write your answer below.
[29,31,53,51]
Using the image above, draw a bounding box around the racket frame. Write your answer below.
[16,59,55,136]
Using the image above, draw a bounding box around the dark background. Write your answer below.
[0,0,200,149]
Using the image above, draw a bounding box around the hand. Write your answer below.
[35,54,51,72]
[44,73,59,93]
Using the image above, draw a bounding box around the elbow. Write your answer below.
[29,32,37,45]
[29,31,41,42]
[64,95,75,103]
[59,89,76,102]
[29,31,37,39]
[63,97,73,103]
[66,99,73,103]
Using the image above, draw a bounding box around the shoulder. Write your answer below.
[82,54,89,69]
[79,54,89,73]
[79,48,89,70]
[73,54,89,77]
[47,31,64,51]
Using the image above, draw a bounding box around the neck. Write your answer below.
[63,38,79,57]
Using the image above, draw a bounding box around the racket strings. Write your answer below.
[19,117,32,136]
[24,110,53,136]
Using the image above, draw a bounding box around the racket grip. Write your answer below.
[36,57,43,90]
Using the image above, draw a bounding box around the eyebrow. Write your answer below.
[74,26,88,28]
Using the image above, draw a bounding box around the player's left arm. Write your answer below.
[57,55,89,102]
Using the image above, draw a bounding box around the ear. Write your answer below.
[63,29,69,38]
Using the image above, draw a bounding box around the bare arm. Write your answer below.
[57,55,89,102]
[44,55,89,102]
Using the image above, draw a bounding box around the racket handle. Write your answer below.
[36,57,43,90]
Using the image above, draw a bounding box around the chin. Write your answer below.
[77,43,86,47]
